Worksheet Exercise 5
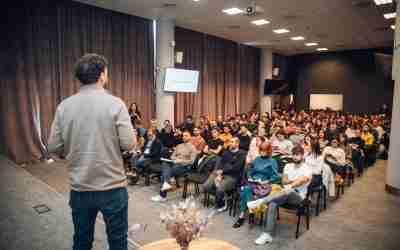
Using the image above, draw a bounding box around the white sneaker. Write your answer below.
[151,195,167,202]
[217,203,228,213]
[161,182,173,191]
[255,232,273,245]
[247,198,266,209]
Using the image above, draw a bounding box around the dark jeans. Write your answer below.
[202,172,236,208]
[69,187,129,250]
[352,150,364,175]
[160,162,191,198]
[130,155,152,173]
[265,190,303,234]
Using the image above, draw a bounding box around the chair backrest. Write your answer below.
[307,174,323,194]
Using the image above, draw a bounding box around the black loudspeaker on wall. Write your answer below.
[264,79,290,95]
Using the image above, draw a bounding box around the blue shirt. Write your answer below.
[248,157,280,183]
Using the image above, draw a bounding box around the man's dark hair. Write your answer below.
[74,54,108,85]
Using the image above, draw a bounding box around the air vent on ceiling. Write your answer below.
[227,25,241,29]
[161,3,177,8]
[352,0,374,9]
[270,39,281,43]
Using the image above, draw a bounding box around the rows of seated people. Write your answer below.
[125,110,390,245]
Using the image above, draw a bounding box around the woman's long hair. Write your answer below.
[310,138,322,158]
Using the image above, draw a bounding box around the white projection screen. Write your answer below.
[163,68,199,93]
[310,94,343,111]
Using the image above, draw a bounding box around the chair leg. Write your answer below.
[195,183,200,196]
[277,207,280,221]
[233,195,239,217]
[306,205,310,230]
[182,179,188,199]
[296,215,301,239]
[316,190,321,216]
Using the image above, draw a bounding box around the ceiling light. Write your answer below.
[291,36,305,41]
[391,25,396,30]
[374,0,392,5]
[251,19,270,26]
[305,42,318,46]
[317,48,328,51]
[273,29,290,34]
[222,7,244,15]
[384,12,396,19]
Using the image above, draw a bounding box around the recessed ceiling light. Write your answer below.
[273,29,290,34]
[391,25,396,30]
[374,0,392,5]
[384,12,396,19]
[193,0,200,2]
[251,19,270,26]
[291,36,305,41]
[222,7,244,15]
[305,42,319,46]
[317,48,328,51]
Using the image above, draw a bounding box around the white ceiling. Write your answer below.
[74,0,396,55]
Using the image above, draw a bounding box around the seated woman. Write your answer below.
[305,139,335,197]
[233,142,279,228]
[246,135,266,165]
[322,137,347,178]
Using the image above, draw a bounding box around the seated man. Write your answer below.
[130,128,162,174]
[151,131,198,202]
[205,128,224,155]
[248,145,312,245]
[202,137,247,212]
[237,125,251,151]
[190,127,206,152]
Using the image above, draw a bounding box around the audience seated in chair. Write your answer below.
[202,137,246,212]
[190,127,206,152]
[151,131,198,202]
[233,142,280,228]
[247,145,312,245]
[130,128,162,175]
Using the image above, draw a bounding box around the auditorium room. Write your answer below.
[1,0,400,250]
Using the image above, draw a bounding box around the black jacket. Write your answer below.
[238,134,251,151]
[216,149,247,181]
[143,138,162,162]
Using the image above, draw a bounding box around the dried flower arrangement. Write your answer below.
[160,198,214,250]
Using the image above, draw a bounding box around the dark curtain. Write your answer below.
[174,27,260,124]
[0,0,154,164]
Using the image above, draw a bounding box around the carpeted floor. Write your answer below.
[2,156,400,250]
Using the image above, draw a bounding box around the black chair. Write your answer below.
[307,174,327,216]
[276,197,311,239]
[182,173,208,200]
[143,162,163,186]
[182,155,219,200]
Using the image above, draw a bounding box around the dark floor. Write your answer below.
[1,156,400,250]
